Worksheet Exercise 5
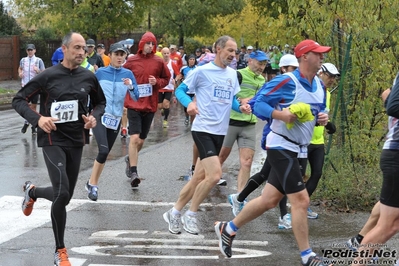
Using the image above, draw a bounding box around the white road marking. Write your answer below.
[72,244,271,259]
[69,258,87,266]
[0,196,84,245]
[89,230,268,246]
[0,195,232,245]
[71,230,270,260]
[1,196,271,262]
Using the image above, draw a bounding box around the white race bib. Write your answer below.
[101,113,121,130]
[298,145,307,158]
[212,85,231,104]
[138,83,153,98]
[50,100,79,124]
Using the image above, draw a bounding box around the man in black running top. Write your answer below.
[12,31,106,266]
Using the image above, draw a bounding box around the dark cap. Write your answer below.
[86,39,95,47]
[97,43,105,49]
[26,44,35,50]
[109,43,127,53]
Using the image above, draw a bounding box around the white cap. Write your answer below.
[284,44,290,48]
[247,45,253,50]
[279,54,299,67]
[321,63,340,75]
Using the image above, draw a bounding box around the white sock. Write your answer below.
[225,222,237,235]
[185,210,197,217]
[301,251,316,264]
[171,207,181,216]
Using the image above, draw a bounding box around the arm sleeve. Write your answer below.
[12,75,43,127]
[127,71,139,101]
[172,63,180,78]
[175,83,192,107]
[39,60,45,70]
[155,62,171,90]
[253,77,291,120]
[386,73,399,118]
[232,97,241,113]
[89,77,106,118]
[97,56,104,68]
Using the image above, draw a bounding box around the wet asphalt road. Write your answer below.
[0,103,398,266]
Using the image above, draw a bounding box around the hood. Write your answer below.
[138,32,157,54]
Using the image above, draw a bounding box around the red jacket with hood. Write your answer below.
[124,32,171,112]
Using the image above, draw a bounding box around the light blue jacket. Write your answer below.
[95,66,139,117]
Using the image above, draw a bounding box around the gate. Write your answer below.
[0,36,19,81]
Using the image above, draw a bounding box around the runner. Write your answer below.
[123,31,171,188]
[352,83,399,265]
[305,62,339,219]
[163,35,251,235]
[227,54,301,232]
[214,39,333,266]
[179,54,198,178]
[218,49,267,193]
[85,43,139,201]
[12,32,106,266]
[18,43,45,134]
[158,47,180,128]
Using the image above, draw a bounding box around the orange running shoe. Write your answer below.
[54,248,71,266]
[121,127,127,138]
[22,181,36,216]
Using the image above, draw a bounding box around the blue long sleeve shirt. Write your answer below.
[95,65,139,117]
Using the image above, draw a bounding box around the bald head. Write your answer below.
[161,47,170,62]
[61,32,85,69]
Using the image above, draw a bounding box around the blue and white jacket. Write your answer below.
[252,69,327,153]
[95,65,139,117]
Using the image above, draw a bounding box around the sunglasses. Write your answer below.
[325,72,339,80]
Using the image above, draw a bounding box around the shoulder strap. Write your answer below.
[284,72,299,85]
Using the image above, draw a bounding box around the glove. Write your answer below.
[325,121,336,134]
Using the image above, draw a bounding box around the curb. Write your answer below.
[0,93,16,111]
[0,103,12,111]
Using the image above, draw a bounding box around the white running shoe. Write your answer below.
[228,193,244,217]
[163,208,181,234]
[278,213,292,229]
[307,207,318,219]
[181,212,199,235]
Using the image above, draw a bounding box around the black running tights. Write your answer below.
[34,145,83,250]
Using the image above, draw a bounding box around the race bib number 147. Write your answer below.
[50,100,79,123]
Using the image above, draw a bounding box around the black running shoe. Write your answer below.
[125,156,132,178]
[214,221,235,258]
[217,178,227,186]
[130,172,141,188]
[21,123,29,134]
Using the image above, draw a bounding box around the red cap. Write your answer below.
[294,40,331,58]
